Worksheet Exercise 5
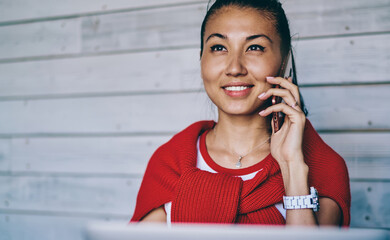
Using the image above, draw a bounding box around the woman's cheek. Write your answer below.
[201,58,223,84]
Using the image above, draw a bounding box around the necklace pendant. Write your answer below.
[235,161,242,168]
[235,156,242,168]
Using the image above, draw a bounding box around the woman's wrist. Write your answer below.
[279,160,310,196]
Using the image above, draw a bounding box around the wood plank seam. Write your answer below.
[0,89,206,102]
[0,44,200,64]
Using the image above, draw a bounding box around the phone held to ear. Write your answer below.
[271,50,293,133]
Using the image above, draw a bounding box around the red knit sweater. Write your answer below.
[131,120,350,226]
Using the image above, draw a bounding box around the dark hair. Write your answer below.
[200,0,308,116]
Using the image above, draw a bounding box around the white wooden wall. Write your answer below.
[0,0,389,239]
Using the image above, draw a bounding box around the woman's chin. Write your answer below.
[220,106,261,117]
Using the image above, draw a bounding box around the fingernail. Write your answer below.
[259,110,265,115]
[266,77,274,81]
[258,92,265,98]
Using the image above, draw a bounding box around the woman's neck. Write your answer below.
[211,111,271,157]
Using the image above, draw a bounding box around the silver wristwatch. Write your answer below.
[283,187,319,212]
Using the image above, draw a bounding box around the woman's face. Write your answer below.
[201,6,283,116]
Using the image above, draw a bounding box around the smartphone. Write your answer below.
[271,50,293,133]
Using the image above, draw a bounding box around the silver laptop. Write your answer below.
[86,221,389,240]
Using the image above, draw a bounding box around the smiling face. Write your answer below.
[201,6,283,116]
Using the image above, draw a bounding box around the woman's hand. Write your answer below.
[258,76,309,198]
[258,76,306,167]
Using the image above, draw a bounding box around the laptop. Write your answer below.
[85,221,389,240]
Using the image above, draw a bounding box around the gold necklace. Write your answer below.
[213,128,271,168]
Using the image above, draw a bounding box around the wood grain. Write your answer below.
[0,213,126,240]
[301,85,390,131]
[285,0,390,37]
[350,181,390,228]
[80,4,206,54]
[0,18,81,60]
[2,136,170,174]
[0,48,202,98]
[0,0,206,23]
[296,34,390,85]
[0,92,215,134]
[322,133,390,180]
[0,175,141,215]
[0,139,11,171]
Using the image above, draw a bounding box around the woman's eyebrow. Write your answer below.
[205,33,227,43]
[246,34,273,43]
[205,33,273,43]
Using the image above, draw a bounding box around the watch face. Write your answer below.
[310,187,320,212]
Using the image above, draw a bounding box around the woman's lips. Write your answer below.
[222,85,254,97]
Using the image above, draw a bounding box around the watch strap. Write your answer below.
[283,187,319,212]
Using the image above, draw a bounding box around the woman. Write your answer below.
[131,0,350,226]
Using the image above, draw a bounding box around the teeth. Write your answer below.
[224,86,250,91]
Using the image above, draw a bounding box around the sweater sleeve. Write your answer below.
[130,121,214,222]
[303,120,351,226]
[130,144,180,221]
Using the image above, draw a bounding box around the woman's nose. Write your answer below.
[225,54,248,77]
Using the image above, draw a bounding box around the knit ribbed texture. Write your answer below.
[172,168,242,223]
[131,120,350,226]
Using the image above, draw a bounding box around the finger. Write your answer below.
[259,102,303,120]
[266,76,301,106]
[258,88,302,112]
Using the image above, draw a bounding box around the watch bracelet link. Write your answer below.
[283,187,319,212]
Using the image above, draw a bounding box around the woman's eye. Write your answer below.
[210,45,227,52]
[247,45,265,52]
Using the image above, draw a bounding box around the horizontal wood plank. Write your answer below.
[301,85,390,130]
[0,18,81,60]
[0,213,126,240]
[2,136,170,174]
[285,0,390,37]
[322,133,390,180]
[1,34,390,98]
[0,0,205,23]
[80,4,206,54]
[350,181,390,228]
[0,92,215,134]
[0,175,141,215]
[0,48,202,98]
[295,34,390,85]
[0,85,389,134]
[1,0,389,61]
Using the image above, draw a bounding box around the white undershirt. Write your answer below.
[164,137,286,225]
